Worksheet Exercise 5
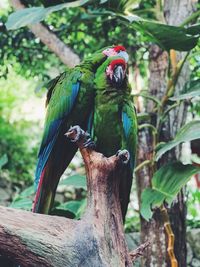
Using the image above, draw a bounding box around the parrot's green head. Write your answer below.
[82,45,128,80]
[95,53,129,91]
[102,45,129,88]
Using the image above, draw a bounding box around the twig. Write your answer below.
[129,241,150,262]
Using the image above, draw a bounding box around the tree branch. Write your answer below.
[10,0,80,67]
[0,126,148,266]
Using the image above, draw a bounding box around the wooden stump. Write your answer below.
[0,126,148,267]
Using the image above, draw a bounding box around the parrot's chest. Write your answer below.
[93,98,126,156]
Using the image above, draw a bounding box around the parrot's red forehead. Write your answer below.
[113,45,126,52]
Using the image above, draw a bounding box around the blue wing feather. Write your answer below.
[35,81,80,188]
[122,105,137,171]
[122,111,134,169]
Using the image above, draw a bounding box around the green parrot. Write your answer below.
[92,55,138,221]
[33,45,129,214]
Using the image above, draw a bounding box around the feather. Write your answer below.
[35,81,81,189]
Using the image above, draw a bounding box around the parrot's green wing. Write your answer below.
[35,69,82,187]
[45,74,63,107]
[119,97,137,220]
[122,98,138,170]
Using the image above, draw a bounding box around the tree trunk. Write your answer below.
[0,127,147,267]
[137,46,169,267]
[136,0,197,266]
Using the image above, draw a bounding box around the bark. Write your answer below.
[137,46,169,267]
[136,0,197,266]
[0,127,147,267]
[10,0,80,67]
[162,2,196,266]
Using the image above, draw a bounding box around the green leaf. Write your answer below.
[123,15,200,51]
[10,186,34,210]
[138,22,200,51]
[170,79,200,101]
[100,0,108,3]
[141,162,200,221]
[141,188,164,221]
[133,92,162,106]
[0,154,8,169]
[156,120,200,161]
[56,200,84,215]
[75,198,87,219]
[191,154,200,164]
[10,197,32,210]
[137,113,151,124]
[59,174,86,189]
[19,185,34,197]
[6,0,89,30]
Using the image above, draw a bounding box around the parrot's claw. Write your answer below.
[83,138,96,149]
[116,150,130,164]
[65,126,95,149]
[66,125,85,142]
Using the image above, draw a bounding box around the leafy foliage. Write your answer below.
[10,185,34,210]
[59,174,86,189]
[10,175,87,218]
[187,188,200,228]
[6,2,200,51]
[0,118,37,182]
[0,154,8,170]
[54,199,86,219]
[6,0,89,30]
[156,121,200,161]
[170,79,200,101]
[126,18,200,51]
[0,70,41,182]
[141,162,200,221]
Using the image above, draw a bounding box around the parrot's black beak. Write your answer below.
[111,65,125,87]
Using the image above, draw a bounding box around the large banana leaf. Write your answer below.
[123,15,200,51]
[141,162,200,221]
[156,120,200,161]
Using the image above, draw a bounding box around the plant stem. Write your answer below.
[160,205,178,267]
[180,10,200,26]
[138,123,157,133]
[134,160,152,173]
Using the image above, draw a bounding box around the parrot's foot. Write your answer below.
[116,150,130,164]
[65,125,96,149]
[82,138,96,149]
[66,125,85,142]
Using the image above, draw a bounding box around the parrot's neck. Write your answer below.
[95,77,130,100]
[78,53,106,72]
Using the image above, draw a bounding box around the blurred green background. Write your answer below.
[0,0,200,234]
